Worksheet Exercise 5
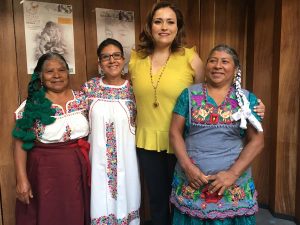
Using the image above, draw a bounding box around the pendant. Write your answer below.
[153,101,159,107]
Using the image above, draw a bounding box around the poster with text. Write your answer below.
[96,8,135,73]
[23,1,75,74]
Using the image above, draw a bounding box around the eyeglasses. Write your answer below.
[100,52,123,62]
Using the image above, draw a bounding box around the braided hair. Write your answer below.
[206,44,263,132]
[12,52,69,150]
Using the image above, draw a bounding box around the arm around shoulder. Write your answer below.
[190,53,205,84]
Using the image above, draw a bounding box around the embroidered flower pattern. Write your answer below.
[62,124,72,141]
[91,210,139,225]
[125,100,136,127]
[67,91,88,112]
[201,202,207,209]
[16,110,24,120]
[106,122,118,199]
[171,170,258,219]
[31,91,87,141]
[52,91,87,116]
[34,120,46,139]
[228,184,246,207]
[83,77,132,100]
[190,85,239,125]
[200,185,223,203]
[182,185,196,200]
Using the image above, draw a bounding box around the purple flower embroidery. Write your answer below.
[229,98,238,109]
[192,95,205,106]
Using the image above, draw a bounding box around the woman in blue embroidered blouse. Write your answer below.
[169,44,264,225]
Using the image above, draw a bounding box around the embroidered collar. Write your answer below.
[202,83,235,108]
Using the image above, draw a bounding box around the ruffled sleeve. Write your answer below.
[183,47,197,78]
[185,46,197,63]
[128,49,137,72]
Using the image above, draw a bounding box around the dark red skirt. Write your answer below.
[16,139,90,225]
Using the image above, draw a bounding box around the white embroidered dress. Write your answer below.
[83,77,140,225]
[15,90,89,142]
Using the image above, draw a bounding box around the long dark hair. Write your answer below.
[137,1,185,57]
[28,52,69,98]
[12,52,69,150]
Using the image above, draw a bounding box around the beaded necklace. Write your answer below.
[149,55,170,108]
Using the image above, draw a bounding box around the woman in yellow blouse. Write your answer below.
[129,2,265,225]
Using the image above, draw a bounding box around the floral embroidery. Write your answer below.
[91,210,139,225]
[83,77,132,100]
[63,125,72,141]
[192,95,205,106]
[182,185,196,200]
[52,91,88,116]
[34,120,45,139]
[171,169,258,219]
[249,180,255,194]
[190,85,240,125]
[67,91,88,113]
[209,113,219,124]
[125,100,136,127]
[17,90,88,143]
[16,110,24,120]
[106,122,117,199]
[200,185,222,203]
[228,185,246,207]
[53,106,64,116]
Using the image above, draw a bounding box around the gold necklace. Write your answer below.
[150,55,170,108]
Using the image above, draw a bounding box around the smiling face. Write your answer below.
[205,50,236,87]
[151,7,178,48]
[99,44,125,79]
[42,58,69,93]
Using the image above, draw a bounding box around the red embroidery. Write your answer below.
[200,185,222,203]
[209,113,219,124]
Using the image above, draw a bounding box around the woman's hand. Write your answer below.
[16,178,33,204]
[184,164,208,190]
[254,99,265,119]
[14,139,33,204]
[207,170,238,195]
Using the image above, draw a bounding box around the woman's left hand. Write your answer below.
[254,99,265,119]
[207,170,238,195]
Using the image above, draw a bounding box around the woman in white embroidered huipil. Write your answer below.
[82,38,140,225]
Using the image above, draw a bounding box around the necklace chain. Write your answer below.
[150,55,170,108]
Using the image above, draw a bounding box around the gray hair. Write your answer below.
[208,44,245,126]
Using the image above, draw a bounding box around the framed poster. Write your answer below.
[96,8,135,73]
[23,1,75,74]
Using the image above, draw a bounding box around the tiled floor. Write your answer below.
[257,208,296,225]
